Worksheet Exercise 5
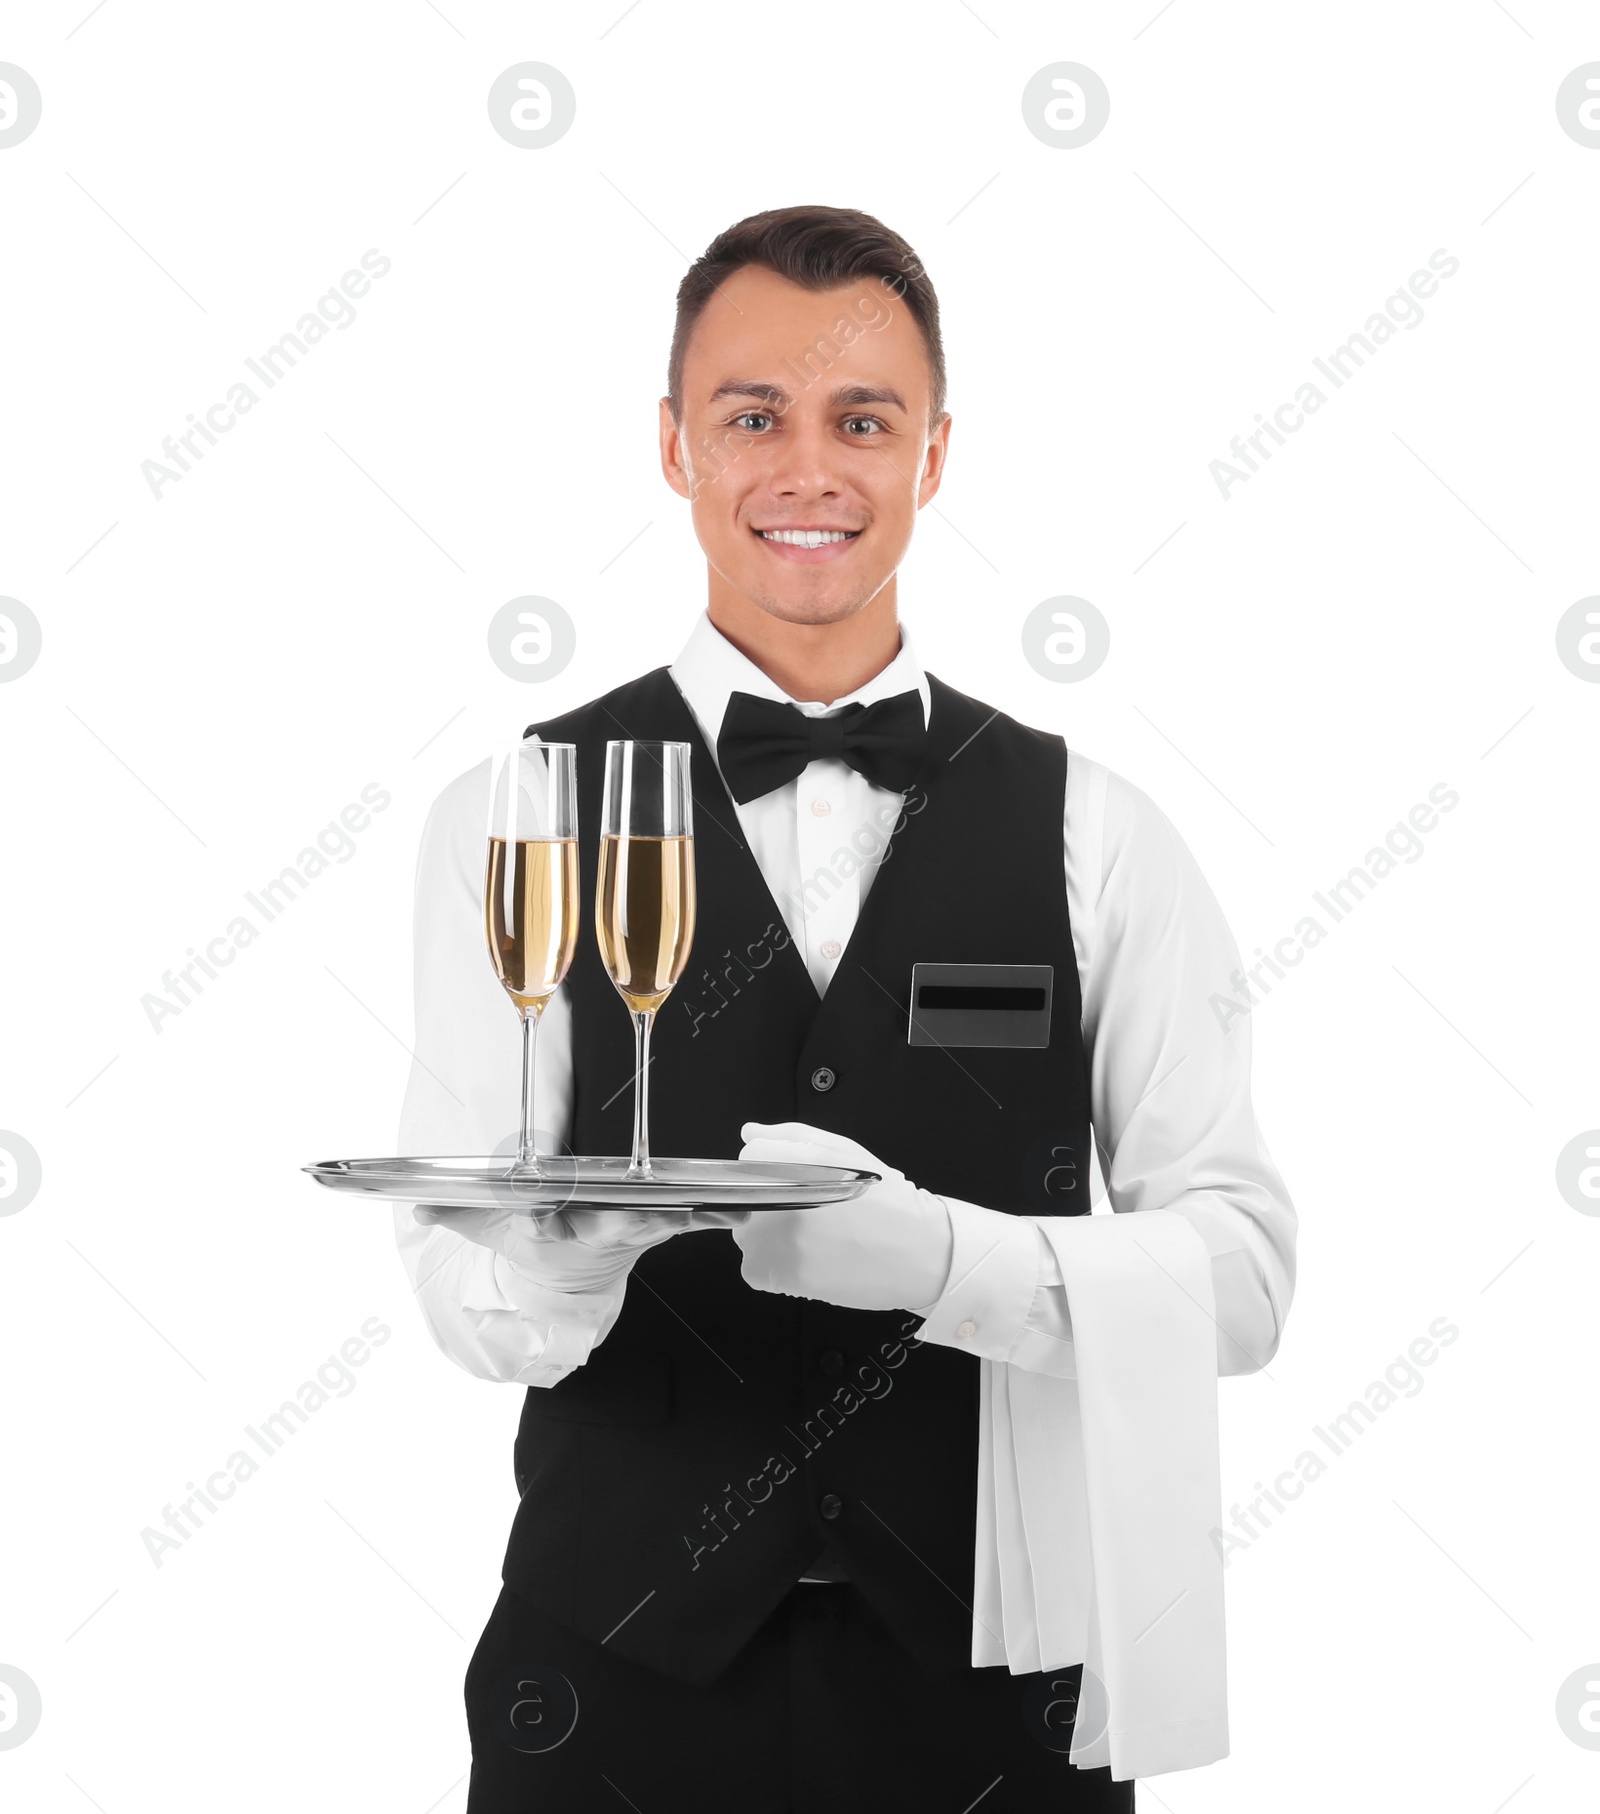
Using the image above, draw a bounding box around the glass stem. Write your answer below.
[628,1008,655,1179]
[518,1007,540,1173]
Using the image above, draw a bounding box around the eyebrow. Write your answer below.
[707,379,908,415]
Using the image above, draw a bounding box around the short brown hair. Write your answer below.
[667,204,946,428]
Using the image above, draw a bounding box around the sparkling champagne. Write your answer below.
[596,834,696,1013]
[485,837,579,1015]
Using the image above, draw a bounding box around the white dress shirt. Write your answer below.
[395,610,1298,1774]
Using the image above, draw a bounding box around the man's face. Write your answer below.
[660,265,950,626]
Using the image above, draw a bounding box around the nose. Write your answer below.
[763,411,846,501]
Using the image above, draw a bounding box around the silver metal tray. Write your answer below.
[303,1154,877,1212]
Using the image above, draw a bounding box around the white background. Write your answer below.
[2,1,1596,1808]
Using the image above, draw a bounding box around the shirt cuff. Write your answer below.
[909,1197,1045,1364]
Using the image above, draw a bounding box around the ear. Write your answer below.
[659,396,692,502]
[916,410,953,510]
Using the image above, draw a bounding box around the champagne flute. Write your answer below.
[484,739,579,1176]
[596,741,696,1180]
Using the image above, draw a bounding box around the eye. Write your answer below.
[843,416,886,437]
[731,410,774,433]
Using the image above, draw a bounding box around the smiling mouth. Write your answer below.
[754,527,862,547]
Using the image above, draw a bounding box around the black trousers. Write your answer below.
[464,1579,1135,1812]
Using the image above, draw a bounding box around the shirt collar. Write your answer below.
[669,608,931,758]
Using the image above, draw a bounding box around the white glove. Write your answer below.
[414,1201,750,1298]
[732,1122,954,1312]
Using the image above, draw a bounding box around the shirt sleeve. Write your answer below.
[392,760,615,1388]
[912,756,1298,1379]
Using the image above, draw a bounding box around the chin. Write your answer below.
[740,579,880,628]
[752,596,865,628]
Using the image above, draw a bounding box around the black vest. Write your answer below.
[506,668,1092,1686]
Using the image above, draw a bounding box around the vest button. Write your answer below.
[819,1348,844,1375]
[818,1493,844,1521]
[810,1065,836,1092]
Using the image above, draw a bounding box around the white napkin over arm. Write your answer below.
[978,1213,1225,1778]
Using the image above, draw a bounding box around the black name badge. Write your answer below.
[907,963,1054,1049]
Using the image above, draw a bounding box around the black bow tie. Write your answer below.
[716,689,927,805]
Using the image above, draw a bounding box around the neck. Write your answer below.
[707,579,903,705]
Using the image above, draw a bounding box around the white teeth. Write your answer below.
[759,529,856,547]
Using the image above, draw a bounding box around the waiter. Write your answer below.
[396,204,1297,1811]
